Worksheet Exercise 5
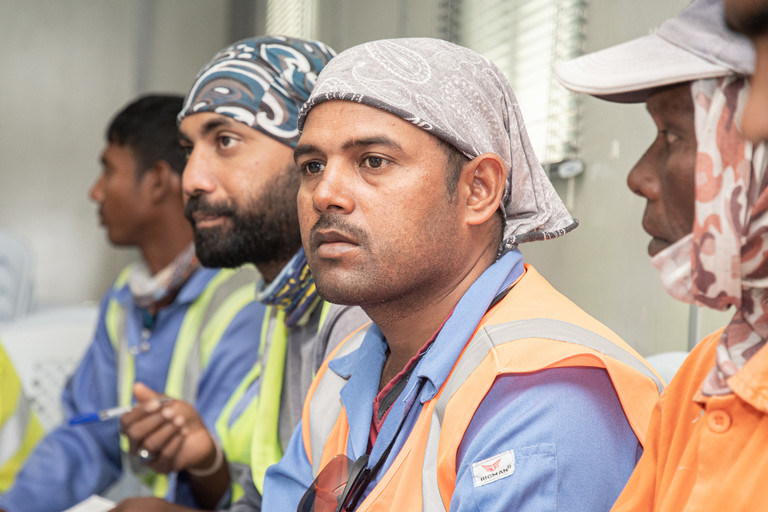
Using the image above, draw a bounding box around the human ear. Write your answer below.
[142,161,179,203]
[463,152,505,226]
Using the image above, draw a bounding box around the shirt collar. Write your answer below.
[328,249,525,401]
[415,249,525,401]
[708,343,768,413]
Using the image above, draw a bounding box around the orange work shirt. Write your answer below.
[612,326,768,511]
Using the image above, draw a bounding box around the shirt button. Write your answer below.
[707,410,731,433]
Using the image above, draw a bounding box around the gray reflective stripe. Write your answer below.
[181,268,261,403]
[0,388,32,467]
[489,319,663,393]
[435,318,662,425]
[229,461,252,490]
[421,409,445,512]
[308,328,368,477]
[112,302,129,407]
[421,317,663,508]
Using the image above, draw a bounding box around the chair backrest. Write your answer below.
[0,305,99,431]
[0,230,34,323]
[645,350,690,385]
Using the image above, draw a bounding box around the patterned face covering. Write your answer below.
[297,38,578,252]
[679,77,768,395]
[128,243,199,311]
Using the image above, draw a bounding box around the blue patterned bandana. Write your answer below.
[179,35,336,148]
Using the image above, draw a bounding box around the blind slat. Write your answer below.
[455,0,586,163]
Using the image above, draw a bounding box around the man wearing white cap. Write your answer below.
[556,0,768,509]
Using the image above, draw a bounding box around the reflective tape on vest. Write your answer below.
[0,386,31,468]
[308,328,367,477]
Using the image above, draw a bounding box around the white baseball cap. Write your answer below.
[555,0,755,103]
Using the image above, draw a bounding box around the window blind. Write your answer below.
[265,0,316,39]
[445,0,586,165]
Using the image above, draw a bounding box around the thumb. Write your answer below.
[133,381,161,404]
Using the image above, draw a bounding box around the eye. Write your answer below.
[219,135,238,150]
[180,144,193,160]
[300,161,325,175]
[362,156,388,168]
[660,129,680,145]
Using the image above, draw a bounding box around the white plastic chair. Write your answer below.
[0,305,99,431]
[645,350,689,385]
[0,230,34,323]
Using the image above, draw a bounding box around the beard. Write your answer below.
[185,168,302,268]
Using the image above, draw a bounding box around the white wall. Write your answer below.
[1,0,732,355]
[0,0,230,307]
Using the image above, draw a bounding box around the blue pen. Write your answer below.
[68,396,173,426]
[68,405,134,425]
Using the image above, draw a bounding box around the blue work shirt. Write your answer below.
[0,267,265,512]
[262,251,642,511]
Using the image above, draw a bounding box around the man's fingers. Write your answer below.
[141,420,182,456]
[122,410,171,447]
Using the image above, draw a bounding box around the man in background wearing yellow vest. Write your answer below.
[261,38,664,511]
[116,37,369,512]
[0,95,263,512]
[0,339,42,492]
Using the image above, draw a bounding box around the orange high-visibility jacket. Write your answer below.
[302,265,663,511]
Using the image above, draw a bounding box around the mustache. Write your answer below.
[184,196,236,223]
[309,214,370,250]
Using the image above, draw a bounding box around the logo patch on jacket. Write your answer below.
[471,450,515,487]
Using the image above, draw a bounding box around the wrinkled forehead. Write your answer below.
[297,99,446,158]
[724,0,768,37]
[298,38,514,164]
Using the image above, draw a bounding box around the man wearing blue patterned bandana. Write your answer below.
[117,36,369,512]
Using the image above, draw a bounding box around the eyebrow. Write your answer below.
[178,117,234,143]
[293,135,404,162]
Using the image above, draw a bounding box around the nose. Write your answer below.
[182,147,216,199]
[89,174,104,203]
[741,47,768,143]
[627,143,662,201]
[308,161,355,214]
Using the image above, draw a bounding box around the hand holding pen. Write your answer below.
[68,404,136,425]
[119,382,224,477]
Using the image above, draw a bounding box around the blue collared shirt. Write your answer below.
[263,251,641,511]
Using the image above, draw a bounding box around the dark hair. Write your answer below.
[106,94,186,176]
[437,137,470,198]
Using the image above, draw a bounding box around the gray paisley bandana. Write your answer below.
[179,35,335,148]
[298,37,577,249]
